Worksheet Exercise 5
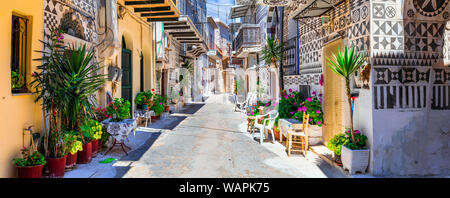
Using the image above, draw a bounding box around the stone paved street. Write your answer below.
[119,94,345,178]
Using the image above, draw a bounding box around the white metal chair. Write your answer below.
[252,110,279,144]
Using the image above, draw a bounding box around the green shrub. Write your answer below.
[107,98,131,122]
[327,133,348,156]
[13,149,46,167]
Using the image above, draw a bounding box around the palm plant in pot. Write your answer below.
[13,148,46,178]
[31,28,106,169]
[327,46,369,174]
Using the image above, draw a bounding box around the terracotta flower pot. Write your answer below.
[91,139,99,158]
[273,126,281,141]
[77,142,92,164]
[65,152,77,169]
[151,115,157,122]
[156,115,161,120]
[165,105,170,112]
[45,156,67,178]
[98,141,103,152]
[16,164,44,178]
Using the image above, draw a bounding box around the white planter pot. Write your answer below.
[341,145,369,174]
[308,125,323,145]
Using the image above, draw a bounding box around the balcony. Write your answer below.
[233,24,261,58]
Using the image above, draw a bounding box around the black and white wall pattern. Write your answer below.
[43,0,97,42]
[283,0,370,88]
[372,0,450,110]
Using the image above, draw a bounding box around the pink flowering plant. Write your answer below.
[278,89,305,119]
[293,92,324,127]
[344,128,367,150]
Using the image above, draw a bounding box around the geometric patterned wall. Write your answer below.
[284,0,370,87]
[43,0,97,42]
[372,0,450,110]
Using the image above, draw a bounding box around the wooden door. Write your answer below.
[323,39,345,143]
[121,48,133,105]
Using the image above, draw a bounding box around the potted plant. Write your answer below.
[44,129,68,178]
[327,46,369,174]
[93,106,111,150]
[341,129,369,174]
[135,91,154,110]
[80,119,102,158]
[13,148,46,178]
[11,69,25,92]
[150,94,165,121]
[272,116,281,141]
[106,98,131,122]
[326,133,348,166]
[63,131,83,169]
[293,92,324,145]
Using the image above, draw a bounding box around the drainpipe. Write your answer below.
[279,7,284,92]
[296,19,299,75]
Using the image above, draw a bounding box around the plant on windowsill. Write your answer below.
[327,46,369,174]
[11,69,26,93]
[13,148,46,178]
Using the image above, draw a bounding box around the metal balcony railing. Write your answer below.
[233,24,261,52]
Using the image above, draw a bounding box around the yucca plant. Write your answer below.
[53,44,106,131]
[326,46,366,143]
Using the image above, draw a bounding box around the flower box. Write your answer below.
[341,145,369,174]
[308,125,323,145]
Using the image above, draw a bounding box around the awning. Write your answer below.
[289,0,344,20]
[164,16,207,57]
[124,0,180,22]
[229,5,249,19]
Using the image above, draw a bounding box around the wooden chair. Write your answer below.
[286,112,310,157]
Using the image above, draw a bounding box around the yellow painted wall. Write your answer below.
[0,0,43,178]
[115,1,156,109]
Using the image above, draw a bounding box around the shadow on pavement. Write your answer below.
[175,103,205,114]
[114,132,161,178]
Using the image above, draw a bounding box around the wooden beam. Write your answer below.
[147,17,178,22]
[141,12,175,17]
[134,6,171,12]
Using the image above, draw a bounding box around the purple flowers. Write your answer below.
[355,130,360,134]
[289,89,292,92]
[290,94,294,98]
[319,74,324,86]
[290,112,294,114]
[293,102,296,105]
[306,97,312,102]
[57,33,64,41]
[302,106,307,112]
[312,91,316,95]
[298,107,302,112]
[316,110,321,114]
[317,121,321,125]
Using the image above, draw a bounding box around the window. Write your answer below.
[10,14,29,93]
